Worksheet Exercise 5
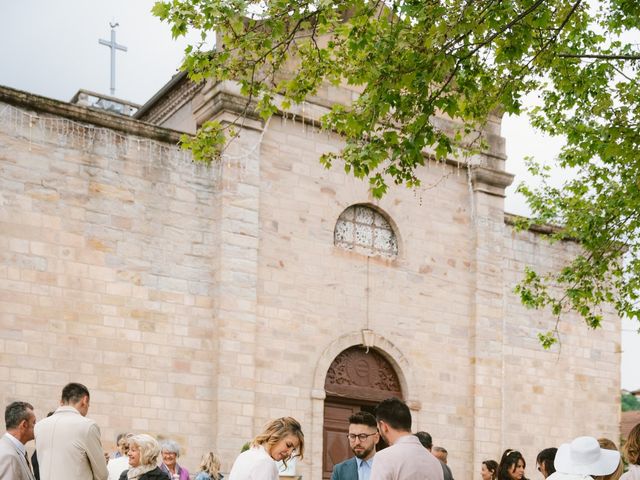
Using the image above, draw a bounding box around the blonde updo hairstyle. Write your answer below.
[251,417,305,465]
[200,452,222,477]
[594,438,623,480]
[129,434,161,467]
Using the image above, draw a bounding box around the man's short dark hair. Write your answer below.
[349,411,377,429]
[536,447,557,476]
[374,397,412,431]
[415,431,433,449]
[61,382,90,404]
[5,401,34,429]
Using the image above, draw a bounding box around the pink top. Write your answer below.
[160,463,190,480]
[370,434,444,480]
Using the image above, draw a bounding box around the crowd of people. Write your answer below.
[331,399,640,480]
[2,382,640,480]
[476,428,640,480]
[0,383,225,480]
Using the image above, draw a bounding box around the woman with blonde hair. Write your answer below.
[594,438,623,480]
[228,417,304,480]
[195,452,223,480]
[119,434,167,480]
[622,423,640,480]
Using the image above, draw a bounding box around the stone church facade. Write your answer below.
[0,75,620,480]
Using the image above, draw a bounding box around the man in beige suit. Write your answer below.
[34,383,108,480]
[0,401,37,480]
[370,398,443,480]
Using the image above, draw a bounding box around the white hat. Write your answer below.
[554,436,620,476]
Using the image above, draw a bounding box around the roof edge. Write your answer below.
[134,70,188,119]
[0,84,184,144]
[504,212,568,237]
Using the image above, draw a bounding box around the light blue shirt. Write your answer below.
[4,432,26,456]
[356,457,374,480]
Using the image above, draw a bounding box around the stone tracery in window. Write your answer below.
[334,205,398,258]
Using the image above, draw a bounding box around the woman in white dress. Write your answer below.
[228,417,305,480]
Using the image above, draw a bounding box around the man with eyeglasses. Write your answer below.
[331,411,380,480]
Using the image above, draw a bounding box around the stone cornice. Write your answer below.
[136,73,204,125]
[469,165,514,197]
[195,81,508,168]
[192,80,266,128]
[504,212,580,242]
[0,84,184,144]
[135,70,188,119]
[193,80,515,196]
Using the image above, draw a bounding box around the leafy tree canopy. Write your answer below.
[622,392,640,412]
[153,0,640,344]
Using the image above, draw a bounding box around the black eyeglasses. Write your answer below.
[347,433,377,442]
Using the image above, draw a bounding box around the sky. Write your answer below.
[1,0,638,391]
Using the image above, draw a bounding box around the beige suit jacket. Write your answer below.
[0,433,36,480]
[370,434,444,480]
[34,406,108,480]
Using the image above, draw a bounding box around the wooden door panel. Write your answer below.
[323,402,359,479]
[321,347,403,480]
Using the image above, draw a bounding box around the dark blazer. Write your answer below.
[440,461,454,480]
[119,467,170,480]
[331,457,359,480]
[31,451,39,480]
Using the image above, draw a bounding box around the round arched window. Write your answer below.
[334,205,398,258]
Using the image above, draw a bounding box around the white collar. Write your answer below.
[3,432,26,455]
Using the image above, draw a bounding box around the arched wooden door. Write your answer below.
[322,346,403,479]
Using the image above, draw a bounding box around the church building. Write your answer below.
[0,68,621,479]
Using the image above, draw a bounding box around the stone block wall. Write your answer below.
[241,114,619,479]
[251,117,481,479]
[0,96,221,470]
[500,225,620,468]
[0,83,622,480]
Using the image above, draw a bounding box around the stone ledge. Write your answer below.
[504,212,577,241]
[0,84,184,144]
[190,80,509,167]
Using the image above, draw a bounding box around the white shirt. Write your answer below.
[3,432,27,456]
[107,455,130,480]
[621,466,640,480]
[547,473,595,480]
[228,446,279,480]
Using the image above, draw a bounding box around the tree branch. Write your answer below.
[558,53,640,60]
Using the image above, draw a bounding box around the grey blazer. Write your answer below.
[0,434,36,480]
[331,457,359,480]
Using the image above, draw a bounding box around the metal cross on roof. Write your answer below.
[99,22,127,97]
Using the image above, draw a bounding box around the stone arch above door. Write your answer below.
[311,330,416,405]
[324,346,402,401]
[311,331,418,480]
[321,344,404,479]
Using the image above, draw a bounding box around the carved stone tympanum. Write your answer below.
[324,346,402,401]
